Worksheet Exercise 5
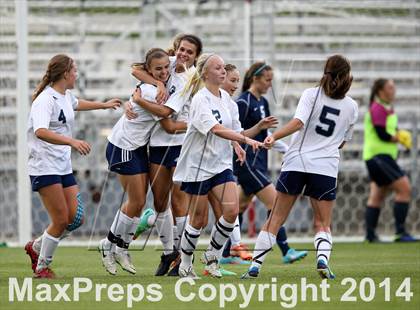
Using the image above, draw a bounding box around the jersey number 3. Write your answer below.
[58,109,67,124]
[315,106,340,137]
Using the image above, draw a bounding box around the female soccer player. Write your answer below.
[25,54,121,278]
[242,55,358,280]
[130,34,203,276]
[173,53,263,279]
[225,62,308,264]
[98,48,173,276]
[363,79,416,242]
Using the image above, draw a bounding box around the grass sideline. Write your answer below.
[0,242,419,310]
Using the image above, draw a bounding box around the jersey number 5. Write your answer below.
[315,106,340,137]
[58,109,67,124]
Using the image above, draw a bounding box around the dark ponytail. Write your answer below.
[241,62,272,93]
[369,78,389,105]
[131,48,168,73]
[319,55,353,99]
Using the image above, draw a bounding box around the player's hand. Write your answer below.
[244,136,264,152]
[258,116,279,130]
[132,87,142,105]
[264,135,275,149]
[70,139,91,155]
[124,101,138,120]
[397,129,412,150]
[103,98,122,110]
[233,141,246,166]
[156,81,168,105]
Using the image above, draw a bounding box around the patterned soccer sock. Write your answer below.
[250,230,275,270]
[107,210,133,254]
[180,224,201,270]
[175,216,188,249]
[230,217,241,246]
[207,216,235,259]
[314,231,333,263]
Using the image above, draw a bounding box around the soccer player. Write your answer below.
[98,48,173,275]
[173,53,263,279]
[25,54,121,278]
[363,78,416,242]
[225,62,308,264]
[130,34,203,276]
[242,55,358,280]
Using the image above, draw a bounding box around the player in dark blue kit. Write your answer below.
[222,62,307,264]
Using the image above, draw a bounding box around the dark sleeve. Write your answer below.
[236,98,249,125]
[374,125,392,142]
[265,98,271,117]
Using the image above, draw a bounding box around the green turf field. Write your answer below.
[1,242,419,310]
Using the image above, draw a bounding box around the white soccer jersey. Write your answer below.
[27,86,79,176]
[108,83,160,150]
[149,67,194,147]
[282,87,358,177]
[173,87,243,183]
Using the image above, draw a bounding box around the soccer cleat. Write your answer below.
[167,255,181,276]
[155,250,179,276]
[179,265,200,279]
[241,266,260,279]
[219,256,251,265]
[34,267,55,279]
[133,208,156,240]
[230,244,252,260]
[203,267,237,276]
[98,239,117,275]
[317,259,336,280]
[201,252,222,278]
[394,233,418,242]
[115,251,136,274]
[282,248,308,264]
[25,240,39,272]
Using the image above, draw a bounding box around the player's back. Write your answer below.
[283,86,358,177]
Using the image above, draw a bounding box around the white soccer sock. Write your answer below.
[173,226,179,248]
[180,223,201,270]
[32,235,43,254]
[175,216,187,249]
[107,210,134,254]
[155,208,174,255]
[207,216,235,259]
[36,231,60,271]
[250,230,276,270]
[314,231,332,263]
[230,217,241,247]
[130,216,140,240]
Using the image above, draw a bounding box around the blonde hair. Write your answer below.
[182,53,216,99]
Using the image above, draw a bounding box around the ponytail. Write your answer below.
[32,54,73,101]
[182,53,214,99]
[319,55,353,100]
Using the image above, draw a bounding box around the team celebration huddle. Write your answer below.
[24,33,416,280]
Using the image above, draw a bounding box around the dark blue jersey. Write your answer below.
[233,91,270,174]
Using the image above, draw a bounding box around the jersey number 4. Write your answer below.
[315,106,340,137]
[58,109,67,124]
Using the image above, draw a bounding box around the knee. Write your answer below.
[396,180,411,201]
[54,215,70,231]
[222,205,239,223]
